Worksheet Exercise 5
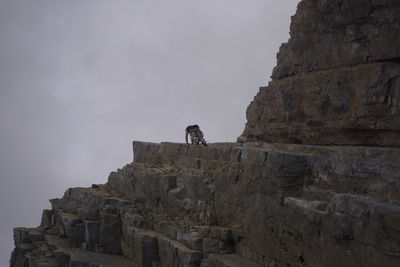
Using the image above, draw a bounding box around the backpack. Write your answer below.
[185,125,199,132]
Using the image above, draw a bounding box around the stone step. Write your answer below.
[121,227,203,266]
[201,253,262,267]
[120,226,260,267]
[46,235,133,267]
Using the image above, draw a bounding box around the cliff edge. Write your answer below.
[10,0,400,266]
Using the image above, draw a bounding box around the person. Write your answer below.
[185,125,207,146]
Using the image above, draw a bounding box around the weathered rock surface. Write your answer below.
[240,0,400,145]
[10,0,400,266]
[10,142,400,266]
[273,0,400,79]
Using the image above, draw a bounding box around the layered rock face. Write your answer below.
[10,142,400,266]
[240,0,400,145]
[10,0,400,266]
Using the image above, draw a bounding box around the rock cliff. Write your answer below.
[10,0,400,266]
[240,0,400,146]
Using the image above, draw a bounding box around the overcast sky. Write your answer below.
[0,0,299,263]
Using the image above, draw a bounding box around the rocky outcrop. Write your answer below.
[10,0,400,266]
[10,142,400,266]
[240,0,400,146]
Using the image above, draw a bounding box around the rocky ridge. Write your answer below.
[10,0,400,266]
[10,142,400,266]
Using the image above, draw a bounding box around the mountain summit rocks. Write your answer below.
[240,0,400,146]
[10,0,400,266]
[10,142,400,267]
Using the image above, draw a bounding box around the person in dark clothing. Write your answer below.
[185,125,207,146]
